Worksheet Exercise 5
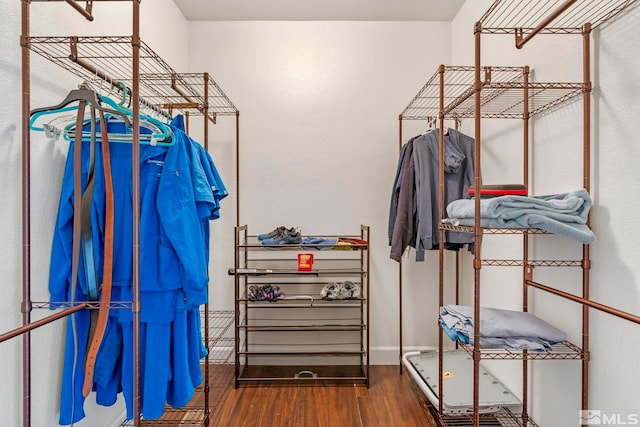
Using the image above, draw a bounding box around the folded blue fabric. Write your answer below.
[446,188,595,243]
[440,304,567,351]
[301,237,339,250]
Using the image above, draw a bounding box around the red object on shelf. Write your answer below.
[467,184,528,198]
[297,253,314,271]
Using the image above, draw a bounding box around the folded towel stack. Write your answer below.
[440,304,567,352]
[446,188,595,243]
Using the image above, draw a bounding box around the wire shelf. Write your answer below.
[32,301,132,309]
[142,72,238,119]
[203,310,234,364]
[28,36,238,119]
[437,408,542,427]
[439,224,550,235]
[401,66,582,121]
[459,340,586,360]
[400,66,524,120]
[448,81,583,119]
[479,0,639,34]
[482,259,583,267]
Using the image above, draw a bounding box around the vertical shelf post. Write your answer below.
[20,1,32,426]
[203,72,211,427]
[437,64,446,417]
[522,65,531,426]
[472,20,483,427]
[398,114,403,375]
[581,21,593,414]
[131,1,142,425]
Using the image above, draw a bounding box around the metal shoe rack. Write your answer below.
[398,0,640,425]
[232,225,370,387]
[0,1,240,427]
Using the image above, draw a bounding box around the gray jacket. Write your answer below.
[413,129,475,261]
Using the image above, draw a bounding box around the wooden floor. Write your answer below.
[209,365,438,427]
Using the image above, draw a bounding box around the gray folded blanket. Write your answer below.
[446,188,595,243]
[440,304,567,351]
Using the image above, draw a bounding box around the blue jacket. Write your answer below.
[49,117,224,423]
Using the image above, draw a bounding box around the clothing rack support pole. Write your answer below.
[582,22,593,414]
[397,115,403,375]
[454,119,460,311]
[522,66,531,426]
[235,111,240,227]
[185,111,190,134]
[20,1,32,426]
[437,65,445,417]
[204,73,210,151]
[131,1,142,425]
[203,72,211,427]
[472,22,483,427]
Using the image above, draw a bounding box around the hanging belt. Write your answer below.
[69,101,86,420]
[80,106,99,380]
[82,110,115,397]
[67,102,114,398]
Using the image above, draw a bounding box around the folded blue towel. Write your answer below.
[440,304,567,352]
[301,237,339,250]
[446,189,595,243]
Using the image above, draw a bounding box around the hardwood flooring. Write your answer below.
[208,365,437,427]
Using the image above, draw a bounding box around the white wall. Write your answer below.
[186,21,453,363]
[450,2,640,426]
[0,1,188,426]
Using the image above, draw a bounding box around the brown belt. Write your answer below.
[81,110,115,397]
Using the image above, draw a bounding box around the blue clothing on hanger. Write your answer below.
[48,117,225,423]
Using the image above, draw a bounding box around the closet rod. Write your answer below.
[527,280,640,325]
[68,37,170,120]
[0,304,88,344]
[171,74,198,106]
[63,0,93,20]
[32,0,133,20]
[514,0,578,48]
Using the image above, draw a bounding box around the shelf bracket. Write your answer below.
[514,0,578,49]
[63,0,94,21]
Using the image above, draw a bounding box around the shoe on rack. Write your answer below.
[257,226,286,241]
[247,284,285,301]
[320,282,340,300]
[261,227,302,245]
[338,281,361,299]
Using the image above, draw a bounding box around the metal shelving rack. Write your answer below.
[399,63,588,426]
[5,2,240,426]
[445,1,640,426]
[232,225,370,387]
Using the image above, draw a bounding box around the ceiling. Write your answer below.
[173,0,466,21]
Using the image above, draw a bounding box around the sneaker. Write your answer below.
[247,284,285,301]
[261,228,302,245]
[338,281,361,299]
[257,226,286,241]
[320,282,340,300]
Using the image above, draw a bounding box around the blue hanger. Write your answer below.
[31,82,174,146]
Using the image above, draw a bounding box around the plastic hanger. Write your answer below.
[65,81,174,146]
[30,84,130,128]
